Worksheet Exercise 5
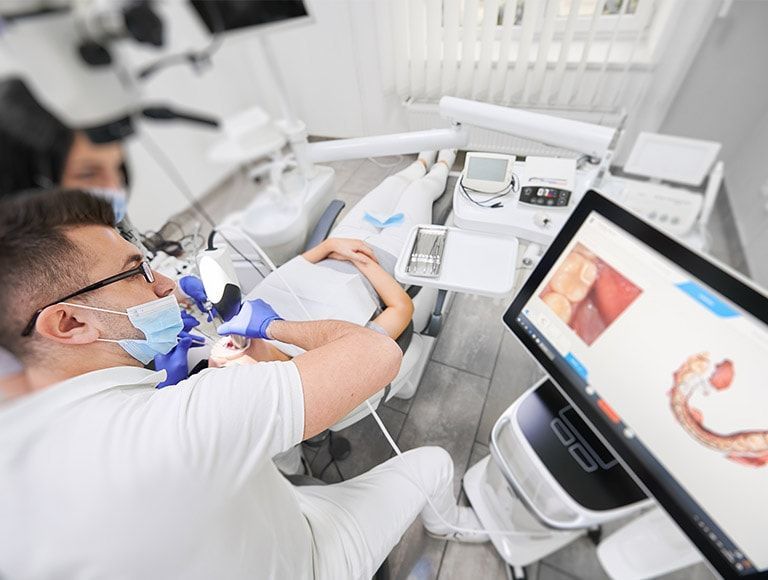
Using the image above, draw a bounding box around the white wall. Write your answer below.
[660,0,768,284]
[127,0,409,231]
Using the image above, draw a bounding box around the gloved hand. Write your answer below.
[154,333,206,388]
[181,309,200,332]
[217,299,283,340]
[179,275,217,320]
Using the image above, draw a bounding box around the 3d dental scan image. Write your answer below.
[0,1,766,579]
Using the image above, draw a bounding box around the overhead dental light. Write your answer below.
[0,1,219,142]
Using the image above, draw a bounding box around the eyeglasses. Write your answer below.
[21,261,155,337]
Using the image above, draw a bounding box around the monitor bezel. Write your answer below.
[503,189,768,579]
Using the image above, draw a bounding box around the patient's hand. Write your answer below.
[303,238,378,265]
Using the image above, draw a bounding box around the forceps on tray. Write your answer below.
[405,226,447,278]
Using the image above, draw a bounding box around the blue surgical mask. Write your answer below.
[89,187,128,223]
[62,295,183,365]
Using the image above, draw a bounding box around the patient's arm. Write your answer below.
[302,238,376,265]
[353,259,413,339]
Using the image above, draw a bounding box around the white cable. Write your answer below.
[367,155,404,169]
[215,225,314,321]
[363,399,552,538]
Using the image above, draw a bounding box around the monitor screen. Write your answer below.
[503,190,768,579]
[467,156,508,182]
[190,0,309,34]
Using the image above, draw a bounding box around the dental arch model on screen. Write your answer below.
[670,353,768,467]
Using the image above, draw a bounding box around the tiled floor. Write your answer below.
[172,153,746,580]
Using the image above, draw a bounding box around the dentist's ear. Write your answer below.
[35,304,101,345]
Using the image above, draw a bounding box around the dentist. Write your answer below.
[0,189,484,580]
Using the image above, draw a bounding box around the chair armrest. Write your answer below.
[304,199,346,251]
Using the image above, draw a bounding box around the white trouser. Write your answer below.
[331,161,450,262]
[295,446,457,580]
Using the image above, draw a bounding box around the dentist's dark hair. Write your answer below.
[0,189,115,360]
[0,76,131,197]
[0,77,75,196]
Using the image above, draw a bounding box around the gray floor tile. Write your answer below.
[385,393,416,414]
[438,539,509,580]
[537,562,580,579]
[706,187,751,276]
[327,158,366,192]
[744,225,768,287]
[540,535,609,580]
[476,333,545,446]
[338,158,396,197]
[310,404,406,483]
[458,442,490,507]
[658,562,717,579]
[438,441,509,580]
[431,294,509,378]
[397,361,491,496]
[388,518,447,580]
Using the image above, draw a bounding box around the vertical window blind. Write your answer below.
[376,0,675,113]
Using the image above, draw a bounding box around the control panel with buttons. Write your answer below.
[519,186,572,208]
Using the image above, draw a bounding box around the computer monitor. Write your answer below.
[190,0,310,34]
[503,190,768,579]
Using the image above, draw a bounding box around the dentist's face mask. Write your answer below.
[89,187,128,223]
[63,295,183,364]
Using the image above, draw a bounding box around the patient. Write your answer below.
[211,237,410,366]
[210,149,456,365]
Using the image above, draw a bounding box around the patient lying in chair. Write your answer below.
[211,150,456,367]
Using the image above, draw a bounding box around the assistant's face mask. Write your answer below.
[89,187,128,223]
[62,295,183,365]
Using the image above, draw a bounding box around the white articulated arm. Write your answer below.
[439,96,616,160]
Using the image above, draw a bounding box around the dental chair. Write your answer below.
[219,171,457,408]
[210,176,457,474]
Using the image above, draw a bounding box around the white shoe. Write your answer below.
[436,149,457,170]
[425,506,490,544]
[417,150,438,170]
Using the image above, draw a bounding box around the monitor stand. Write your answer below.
[466,378,704,577]
[598,507,704,579]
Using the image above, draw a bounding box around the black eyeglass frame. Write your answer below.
[21,261,155,337]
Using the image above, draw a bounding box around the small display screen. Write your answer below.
[467,157,508,182]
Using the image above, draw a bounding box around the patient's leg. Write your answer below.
[362,161,450,258]
[331,161,425,240]
[330,156,451,270]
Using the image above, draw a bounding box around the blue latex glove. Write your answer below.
[217,299,283,340]
[181,310,200,332]
[179,275,217,320]
[154,333,205,388]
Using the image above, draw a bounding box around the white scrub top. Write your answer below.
[0,346,22,378]
[0,363,312,580]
